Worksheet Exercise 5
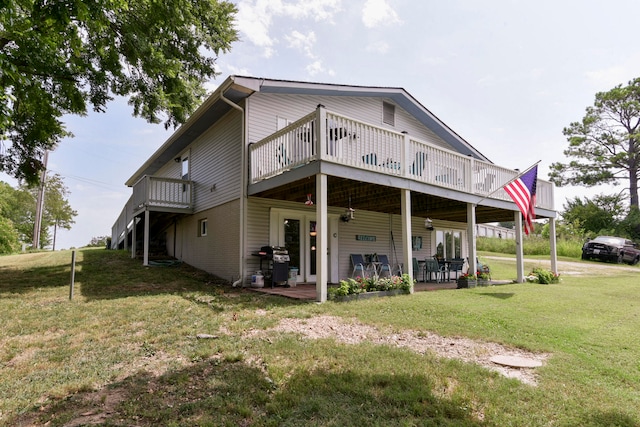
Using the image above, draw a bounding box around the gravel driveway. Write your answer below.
[485,256,639,276]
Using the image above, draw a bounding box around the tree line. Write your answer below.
[0,175,76,253]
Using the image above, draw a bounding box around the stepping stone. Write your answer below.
[490,355,543,368]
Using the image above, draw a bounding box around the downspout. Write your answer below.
[220,83,247,287]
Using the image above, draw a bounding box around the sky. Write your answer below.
[3,0,640,249]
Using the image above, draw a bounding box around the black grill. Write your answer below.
[252,246,290,287]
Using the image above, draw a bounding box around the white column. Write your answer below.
[316,173,328,302]
[143,210,150,266]
[131,216,137,259]
[515,212,524,282]
[549,217,558,274]
[467,203,477,275]
[400,189,413,292]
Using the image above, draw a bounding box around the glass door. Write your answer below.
[284,218,301,276]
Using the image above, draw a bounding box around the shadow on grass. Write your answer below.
[0,263,72,293]
[76,250,306,312]
[478,292,515,299]
[10,358,486,427]
[1,249,305,311]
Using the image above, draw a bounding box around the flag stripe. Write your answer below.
[503,166,538,235]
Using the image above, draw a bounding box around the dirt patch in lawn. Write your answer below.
[253,315,549,386]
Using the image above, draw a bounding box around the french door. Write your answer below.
[272,210,338,283]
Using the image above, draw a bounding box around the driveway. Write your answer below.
[485,256,639,276]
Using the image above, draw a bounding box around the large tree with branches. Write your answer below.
[0,0,237,186]
[549,77,640,208]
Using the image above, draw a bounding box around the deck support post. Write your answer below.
[316,173,328,302]
[549,217,558,273]
[467,203,477,276]
[131,216,137,259]
[515,212,524,282]
[143,210,150,266]
[400,189,413,291]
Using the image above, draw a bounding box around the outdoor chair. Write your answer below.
[433,255,450,281]
[376,254,401,277]
[424,258,443,282]
[350,254,371,278]
[412,257,424,282]
[448,258,465,280]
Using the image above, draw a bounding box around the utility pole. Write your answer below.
[32,151,49,250]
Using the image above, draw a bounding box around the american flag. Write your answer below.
[504,165,538,235]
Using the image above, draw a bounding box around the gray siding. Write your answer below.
[246,93,451,151]
[244,196,463,284]
[151,109,242,213]
[168,200,240,280]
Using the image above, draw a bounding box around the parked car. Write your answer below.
[581,236,640,265]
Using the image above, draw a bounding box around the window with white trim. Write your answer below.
[198,219,208,237]
[435,229,462,259]
[383,101,395,126]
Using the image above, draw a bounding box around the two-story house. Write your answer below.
[111,75,558,302]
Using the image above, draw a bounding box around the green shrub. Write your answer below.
[329,274,413,298]
[525,267,560,284]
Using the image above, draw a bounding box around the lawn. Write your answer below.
[1,249,639,426]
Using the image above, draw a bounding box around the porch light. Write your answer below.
[340,207,355,222]
[425,218,434,230]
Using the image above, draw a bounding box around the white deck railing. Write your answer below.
[249,106,554,210]
[132,176,193,211]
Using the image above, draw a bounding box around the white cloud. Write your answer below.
[362,0,402,28]
[285,30,317,58]
[235,0,342,58]
[366,41,390,54]
[235,1,276,58]
[584,66,631,90]
[306,60,335,77]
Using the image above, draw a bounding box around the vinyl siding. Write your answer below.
[168,200,240,280]
[244,196,465,283]
[149,109,242,212]
[246,93,451,151]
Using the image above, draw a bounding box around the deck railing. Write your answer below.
[249,106,554,210]
[110,177,193,249]
[132,176,193,211]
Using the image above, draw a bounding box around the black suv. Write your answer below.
[581,236,640,265]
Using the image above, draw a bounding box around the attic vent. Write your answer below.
[383,101,395,126]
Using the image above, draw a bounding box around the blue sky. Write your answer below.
[3,0,640,249]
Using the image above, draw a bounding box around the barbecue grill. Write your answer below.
[252,246,290,287]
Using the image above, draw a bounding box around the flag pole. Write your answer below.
[474,159,541,206]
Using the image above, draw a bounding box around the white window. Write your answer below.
[181,156,189,180]
[383,101,395,126]
[198,219,208,237]
[435,229,462,259]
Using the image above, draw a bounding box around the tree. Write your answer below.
[561,194,626,237]
[43,174,77,250]
[87,235,110,247]
[1,175,76,250]
[0,0,238,185]
[549,77,640,208]
[0,181,20,253]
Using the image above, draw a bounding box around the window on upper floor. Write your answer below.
[383,101,395,126]
[181,156,189,180]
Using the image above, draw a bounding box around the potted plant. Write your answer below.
[456,272,477,289]
[477,271,491,286]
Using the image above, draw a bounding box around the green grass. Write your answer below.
[1,249,639,426]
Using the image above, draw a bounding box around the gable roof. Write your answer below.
[126,75,491,186]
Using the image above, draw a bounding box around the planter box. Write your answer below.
[330,289,407,302]
[457,279,477,289]
[477,279,491,286]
